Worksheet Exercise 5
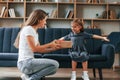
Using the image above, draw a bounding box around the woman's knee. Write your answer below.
[47,65,58,75]
[48,60,59,74]
[51,60,59,68]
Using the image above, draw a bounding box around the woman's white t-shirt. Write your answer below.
[18,26,39,62]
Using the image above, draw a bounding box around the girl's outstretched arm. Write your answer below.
[93,35,110,42]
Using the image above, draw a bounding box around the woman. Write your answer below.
[16,9,61,80]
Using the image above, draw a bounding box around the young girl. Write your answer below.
[16,9,61,80]
[60,19,109,80]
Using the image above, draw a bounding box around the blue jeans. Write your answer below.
[17,58,59,80]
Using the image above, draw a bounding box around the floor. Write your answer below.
[0,67,120,80]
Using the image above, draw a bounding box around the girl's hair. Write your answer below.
[72,18,84,32]
[23,9,48,27]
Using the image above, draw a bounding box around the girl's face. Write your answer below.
[71,22,82,34]
[38,16,47,28]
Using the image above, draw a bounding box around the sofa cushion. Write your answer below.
[34,53,42,58]
[0,28,4,52]
[11,28,20,53]
[92,29,102,55]
[42,54,107,62]
[0,53,42,60]
[37,29,45,45]
[42,54,71,61]
[3,28,12,53]
[0,61,17,67]
[89,55,106,61]
[0,53,18,60]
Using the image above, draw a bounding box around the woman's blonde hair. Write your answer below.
[14,9,47,48]
[24,9,48,26]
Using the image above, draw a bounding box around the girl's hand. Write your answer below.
[50,40,62,50]
[103,37,110,42]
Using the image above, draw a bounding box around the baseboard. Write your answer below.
[114,66,120,69]
[113,66,120,71]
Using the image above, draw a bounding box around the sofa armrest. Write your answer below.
[101,44,115,67]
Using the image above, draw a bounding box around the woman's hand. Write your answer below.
[50,40,62,50]
[102,37,110,42]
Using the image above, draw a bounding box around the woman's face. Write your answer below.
[38,16,47,28]
[71,22,82,34]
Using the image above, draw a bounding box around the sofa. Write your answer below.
[0,27,115,80]
[107,32,120,53]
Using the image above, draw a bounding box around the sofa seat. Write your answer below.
[0,53,18,60]
[42,54,107,62]
[89,55,107,61]
[34,53,42,58]
[42,54,71,61]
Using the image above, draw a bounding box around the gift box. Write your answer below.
[60,41,72,48]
